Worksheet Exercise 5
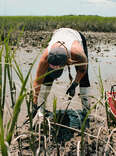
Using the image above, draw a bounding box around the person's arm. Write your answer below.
[74,52,87,83]
[33,48,49,104]
[66,41,88,98]
[71,40,88,84]
[66,52,87,98]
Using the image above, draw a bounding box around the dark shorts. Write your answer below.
[43,68,63,86]
[78,32,90,87]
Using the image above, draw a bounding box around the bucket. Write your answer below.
[107,85,116,119]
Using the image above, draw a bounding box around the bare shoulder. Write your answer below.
[71,40,84,55]
[71,41,87,63]
[36,48,49,76]
[40,48,49,62]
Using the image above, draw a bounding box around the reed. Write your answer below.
[80,66,106,155]
[0,29,37,155]
[0,24,115,155]
[0,16,116,34]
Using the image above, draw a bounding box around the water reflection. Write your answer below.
[14,44,116,90]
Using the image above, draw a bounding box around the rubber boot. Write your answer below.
[80,87,90,128]
[38,84,52,115]
[80,87,90,111]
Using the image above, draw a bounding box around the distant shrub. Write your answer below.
[0,15,116,33]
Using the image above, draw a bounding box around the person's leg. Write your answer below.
[37,75,54,112]
[34,84,52,118]
[79,87,90,112]
[35,74,53,113]
[37,84,52,111]
[33,77,53,126]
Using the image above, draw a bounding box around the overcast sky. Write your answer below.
[0,0,116,17]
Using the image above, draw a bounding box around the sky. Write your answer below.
[0,0,116,17]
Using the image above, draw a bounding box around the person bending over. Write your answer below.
[33,28,90,124]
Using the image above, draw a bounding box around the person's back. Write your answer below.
[48,28,83,56]
[33,28,90,127]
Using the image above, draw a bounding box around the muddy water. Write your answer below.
[9,38,116,126]
[89,44,116,81]
[8,32,116,155]
[16,43,116,85]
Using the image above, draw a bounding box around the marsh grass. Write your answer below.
[0,29,37,155]
[0,48,115,155]
[0,16,116,33]
[26,64,115,155]
[12,64,116,155]
[0,28,116,155]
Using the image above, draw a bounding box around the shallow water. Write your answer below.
[4,41,116,126]
[60,43,116,90]
[15,43,116,92]
[7,33,116,155]
[89,44,116,88]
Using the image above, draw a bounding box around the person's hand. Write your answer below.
[32,107,44,127]
[66,81,78,98]
[32,102,45,128]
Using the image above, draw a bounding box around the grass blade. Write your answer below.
[6,56,37,144]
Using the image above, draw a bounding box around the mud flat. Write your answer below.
[9,31,116,156]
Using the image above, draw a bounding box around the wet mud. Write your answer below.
[9,31,116,156]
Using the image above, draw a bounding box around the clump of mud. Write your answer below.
[10,109,116,156]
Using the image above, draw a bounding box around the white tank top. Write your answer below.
[48,28,83,58]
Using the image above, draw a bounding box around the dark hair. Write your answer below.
[48,47,67,66]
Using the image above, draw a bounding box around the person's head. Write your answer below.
[47,47,67,69]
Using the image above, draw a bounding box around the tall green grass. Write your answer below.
[0,29,37,155]
[0,15,116,34]
[0,24,115,155]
